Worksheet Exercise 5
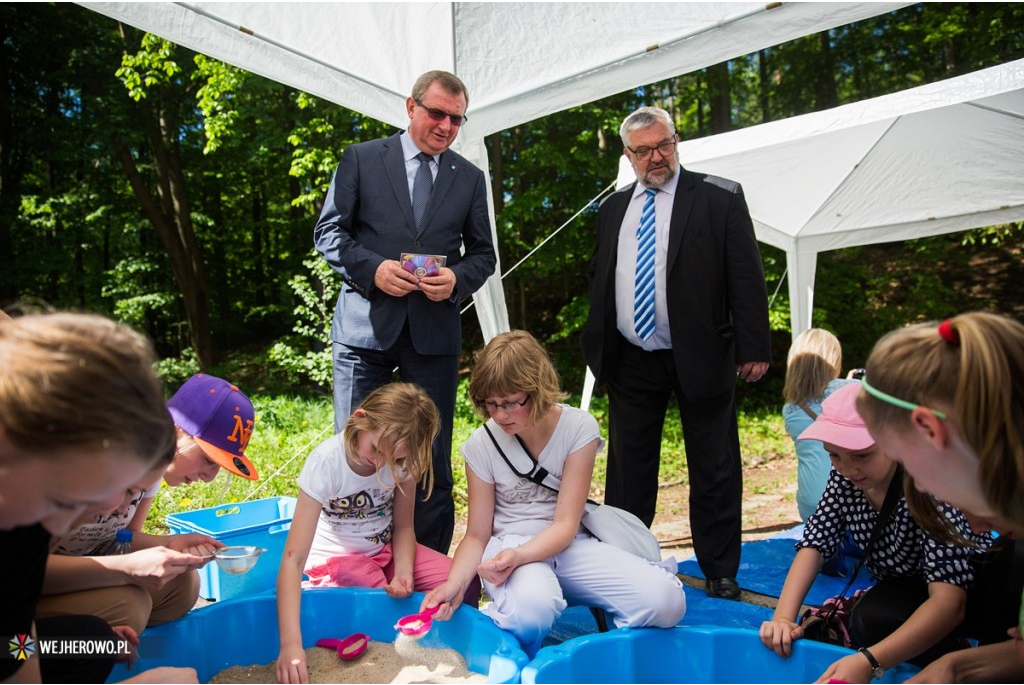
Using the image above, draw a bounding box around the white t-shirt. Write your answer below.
[461,405,604,538]
[50,480,163,556]
[297,431,407,569]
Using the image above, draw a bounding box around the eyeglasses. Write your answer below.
[860,377,948,420]
[414,99,467,127]
[476,397,530,413]
[625,137,677,161]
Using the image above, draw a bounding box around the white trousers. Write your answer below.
[481,533,686,646]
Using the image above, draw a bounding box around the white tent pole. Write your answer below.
[455,137,510,343]
[787,248,818,341]
[581,368,596,412]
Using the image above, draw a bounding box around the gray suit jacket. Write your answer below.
[315,133,496,355]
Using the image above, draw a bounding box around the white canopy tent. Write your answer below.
[81,1,907,342]
[614,57,1024,338]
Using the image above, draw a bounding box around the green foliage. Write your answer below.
[193,55,246,154]
[115,33,182,101]
[154,349,202,390]
[268,250,340,388]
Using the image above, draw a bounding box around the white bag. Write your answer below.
[581,502,662,563]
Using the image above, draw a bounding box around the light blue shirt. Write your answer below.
[783,378,858,521]
[400,132,438,201]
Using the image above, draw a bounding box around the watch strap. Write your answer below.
[858,647,884,679]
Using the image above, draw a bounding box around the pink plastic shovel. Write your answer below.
[314,633,369,661]
[394,604,441,638]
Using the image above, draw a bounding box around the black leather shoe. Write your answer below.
[706,577,741,600]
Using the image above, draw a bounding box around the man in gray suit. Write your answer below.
[314,70,496,554]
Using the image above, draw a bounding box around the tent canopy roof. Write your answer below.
[83,2,908,140]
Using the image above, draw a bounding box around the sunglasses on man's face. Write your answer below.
[414,98,467,127]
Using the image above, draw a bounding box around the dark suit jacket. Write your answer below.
[315,133,496,355]
[582,168,771,400]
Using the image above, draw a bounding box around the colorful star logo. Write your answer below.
[8,634,34,660]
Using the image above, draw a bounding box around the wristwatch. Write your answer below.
[858,647,885,680]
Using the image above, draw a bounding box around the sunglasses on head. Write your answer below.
[414,98,467,127]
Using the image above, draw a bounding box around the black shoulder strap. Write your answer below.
[482,424,559,493]
[835,466,904,598]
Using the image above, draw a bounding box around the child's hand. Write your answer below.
[422,582,463,621]
[110,625,139,665]
[478,549,517,586]
[758,618,802,658]
[276,645,308,684]
[166,533,222,563]
[113,547,206,589]
[384,573,414,598]
[815,653,872,684]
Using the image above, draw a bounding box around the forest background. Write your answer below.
[2,2,1023,525]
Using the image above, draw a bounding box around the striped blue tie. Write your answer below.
[634,188,658,341]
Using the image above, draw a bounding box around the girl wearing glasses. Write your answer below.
[421,330,685,655]
[276,382,469,684]
[856,312,1024,683]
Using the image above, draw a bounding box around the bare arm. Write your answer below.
[907,638,1024,683]
[126,496,154,533]
[275,490,321,685]
[43,548,204,595]
[816,581,967,684]
[480,438,597,582]
[759,546,823,657]
[423,466,494,620]
[385,478,418,598]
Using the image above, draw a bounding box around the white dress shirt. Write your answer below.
[614,170,680,351]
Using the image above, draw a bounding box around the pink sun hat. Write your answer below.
[797,382,874,451]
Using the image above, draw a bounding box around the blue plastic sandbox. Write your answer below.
[107,588,527,683]
[522,625,919,683]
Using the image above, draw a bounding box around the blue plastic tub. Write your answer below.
[521,625,919,683]
[107,588,527,683]
[165,496,295,601]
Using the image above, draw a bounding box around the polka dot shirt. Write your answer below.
[797,469,993,588]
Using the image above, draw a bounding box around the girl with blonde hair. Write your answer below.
[422,330,685,654]
[782,328,857,521]
[276,382,461,684]
[857,312,1024,683]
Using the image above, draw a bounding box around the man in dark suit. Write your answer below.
[314,70,496,554]
[582,106,770,599]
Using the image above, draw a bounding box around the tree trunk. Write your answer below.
[707,62,733,134]
[815,32,838,111]
[112,123,214,368]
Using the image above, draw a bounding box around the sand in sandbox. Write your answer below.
[210,636,487,684]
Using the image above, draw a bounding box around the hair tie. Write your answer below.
[937,320,960,346]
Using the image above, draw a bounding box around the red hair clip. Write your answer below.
[937,319,960,346]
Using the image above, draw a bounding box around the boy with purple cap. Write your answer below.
[759,383,992,683]
[36,374,259,635]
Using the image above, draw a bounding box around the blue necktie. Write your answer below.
[634,188,658,341]
[412,152,433,233]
